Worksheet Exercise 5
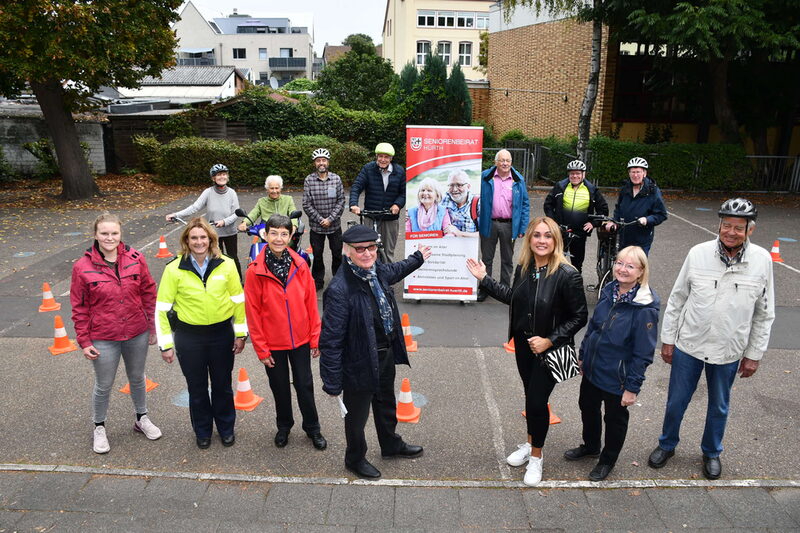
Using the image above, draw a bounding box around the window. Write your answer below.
[437,11,455,27]
[280,48,293,58]
[476,14,489,29]
[458,42,472,66]
[259,48,267,60]
[259,72,270,84]
[457,12,474,28]
[416,41,431,66]
[437,41,451,66]
[232,48,246,59]
[418,10,435,27]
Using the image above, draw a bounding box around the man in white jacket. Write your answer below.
[648,198,775,480]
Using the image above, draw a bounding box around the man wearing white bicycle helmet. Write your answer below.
[605,157,667,255]
[303,148,345,290]
[543,159,608,273]
[649,198,774,480]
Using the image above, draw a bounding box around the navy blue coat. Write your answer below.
[612,177,667,250]
[319,252,423,395]
[579,282,660,396]
[349,161,406,221]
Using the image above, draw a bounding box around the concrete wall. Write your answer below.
[0,115,106,175]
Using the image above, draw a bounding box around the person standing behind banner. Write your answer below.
[441,169,480,237]
[156,217,247,450]
[478,149,530,301]
[71,212,161,455]
[303,148,345,291]
[405,177,452,233]
[467,216,587,486]
[245,214,327,451]
[349,143,406,263]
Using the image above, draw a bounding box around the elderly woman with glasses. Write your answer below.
[564,245,660,481]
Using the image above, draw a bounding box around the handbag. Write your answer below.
[543,343,580,383]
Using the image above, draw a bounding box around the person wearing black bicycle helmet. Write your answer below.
[543,159,608,273]
[605,157,667,255]
[650,197,774,481]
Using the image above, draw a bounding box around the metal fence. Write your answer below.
[745,156,800,192]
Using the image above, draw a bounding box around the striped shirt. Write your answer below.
[302,172,345,234]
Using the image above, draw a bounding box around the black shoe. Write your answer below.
[702,455,721,480]
[382,442,423,459]
[221,433,235,447]
[588,463,614,482]
[345,459,381,479]
[308,433,327,450]
[274,429,290,448]
[648,446,675,469]
[315,281,324,291]
[196,437,211,449]
[563,445,601,461]
[476,291,487,302]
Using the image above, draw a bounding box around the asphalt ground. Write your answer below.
[0,188,798,531]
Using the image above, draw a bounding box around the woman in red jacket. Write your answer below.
[70,212,161,454]
[244,214,326,451]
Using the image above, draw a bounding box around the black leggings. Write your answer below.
[513,333,556,448]
[218,234,242,281]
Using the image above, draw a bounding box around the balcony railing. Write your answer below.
[176,57,215,66]
[268,57,307,70]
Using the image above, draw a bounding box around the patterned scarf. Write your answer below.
[347,257,394,336]
[266,248,292,285]
[612,281,639,304]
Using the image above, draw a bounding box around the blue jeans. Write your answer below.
[658,347,739,457]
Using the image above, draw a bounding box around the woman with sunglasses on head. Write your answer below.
[565,246,660,481]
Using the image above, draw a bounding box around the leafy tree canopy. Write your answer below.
[342,33,377,56]
[316,46,396,111]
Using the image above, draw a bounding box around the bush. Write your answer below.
[22,138,93,179]
[154,135,371,187]
[499,129,527,142]
[132,135,162,173]
[0,146,16,183]
[281,78,318,92]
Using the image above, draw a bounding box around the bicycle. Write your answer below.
[559,224,579,265]
[348,208,393,263]
[587,215,639,292]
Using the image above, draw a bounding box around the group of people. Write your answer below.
[70,144,774,486]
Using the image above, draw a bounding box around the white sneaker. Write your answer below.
[93,426,110,454]
[134,415,162,440]
[523,454,543,486]
[507,442,532,467]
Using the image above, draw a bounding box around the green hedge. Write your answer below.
[151,135,371,187]
[132,135,162,173]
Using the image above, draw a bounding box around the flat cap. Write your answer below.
[342,224,379,243]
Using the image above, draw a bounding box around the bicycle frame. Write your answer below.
[588,215,638,291]
[348,209,392,263]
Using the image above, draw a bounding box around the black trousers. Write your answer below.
[578,377,630,466]
[514,333,557,448]
[309,229,342,286]
[218,234,242,281]
[342,347,403,466]
[566,234,587,273]
[175,321,235,439]
[264,343,320,435]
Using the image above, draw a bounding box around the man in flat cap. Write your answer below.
[319,225,431,479]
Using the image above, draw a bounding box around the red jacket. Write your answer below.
[244,247,320,359]
[70,242,157,348]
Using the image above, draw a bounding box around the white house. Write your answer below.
[116,66,247,104]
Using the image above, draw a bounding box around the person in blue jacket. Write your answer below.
[565,245,660,481]
[477,149,530,300]
[605,157,667,255]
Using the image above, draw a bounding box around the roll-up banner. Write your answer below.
[403,125,484,301]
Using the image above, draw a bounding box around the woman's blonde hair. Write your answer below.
[518,216,572,277]
[416,177,442,204]
[179,217,221,258]
[615,246,649,287]
[92,212,122,234]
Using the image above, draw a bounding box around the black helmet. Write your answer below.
[718,198,757,221]
[209,164,229,177]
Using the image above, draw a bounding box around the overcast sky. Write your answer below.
[188,0,387,55]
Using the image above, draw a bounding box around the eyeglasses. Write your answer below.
[614,261,641,271]
[352,244,378,254]
[448,183,468,189]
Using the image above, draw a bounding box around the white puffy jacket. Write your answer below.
[661,239,775,364]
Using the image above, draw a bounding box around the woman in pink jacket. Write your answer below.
[70,212,161,454]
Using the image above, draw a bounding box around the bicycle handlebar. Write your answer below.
[587,214,638,226]
[360,209,394,216]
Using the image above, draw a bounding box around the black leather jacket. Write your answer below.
[480,262,588,348]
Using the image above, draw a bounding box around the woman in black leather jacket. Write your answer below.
[467,216,588,486]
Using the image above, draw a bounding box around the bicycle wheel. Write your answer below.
[599,268,613,291]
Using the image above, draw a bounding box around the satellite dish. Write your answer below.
[269,77,279,90]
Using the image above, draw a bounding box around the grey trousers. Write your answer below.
[375,217,399,264]
[91,331,149,423]
[480,220,514,286]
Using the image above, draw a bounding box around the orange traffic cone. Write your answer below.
[401,313,417,352]
[396,378,421,423]
[119,376,159,394]
[503,338,515,354]
[522,404,561,425]
[155,236,173,258]
[771,240,784,263]
[48,315,77,355]
[233,368,263,411]
[38,282,61,312]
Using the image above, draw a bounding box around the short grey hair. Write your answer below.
[495,149,512,163]
[264,175,283,189]
[447,169,469,185]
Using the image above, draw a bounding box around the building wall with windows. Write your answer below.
[382,0,492,80]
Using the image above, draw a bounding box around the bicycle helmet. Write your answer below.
[311,148,330,161]
[374,142,395,156]
[566,160,587,171]
[209,163,229,177]
[718,198,757,221]
[627,157,648,169]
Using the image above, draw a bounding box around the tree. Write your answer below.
[477,31,489,76]
[445,63,473,125]
[316,46,396,111]
[407,54,449,125]
[342,33,377,56]
[0,0,181,199]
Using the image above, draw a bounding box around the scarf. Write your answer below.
[416,204,437,231]
[266,248,292,285]
[347,257,394,336]
[612,281,639,304]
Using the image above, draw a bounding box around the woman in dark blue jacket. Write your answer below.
[565,245,660,481]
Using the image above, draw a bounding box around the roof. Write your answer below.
[139,66,243,87]
[212,17,293,34]
[323,45,351,64]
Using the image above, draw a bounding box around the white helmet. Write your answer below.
[566,160,586,171]
[627,157,648,169]
[311,148,330,161]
